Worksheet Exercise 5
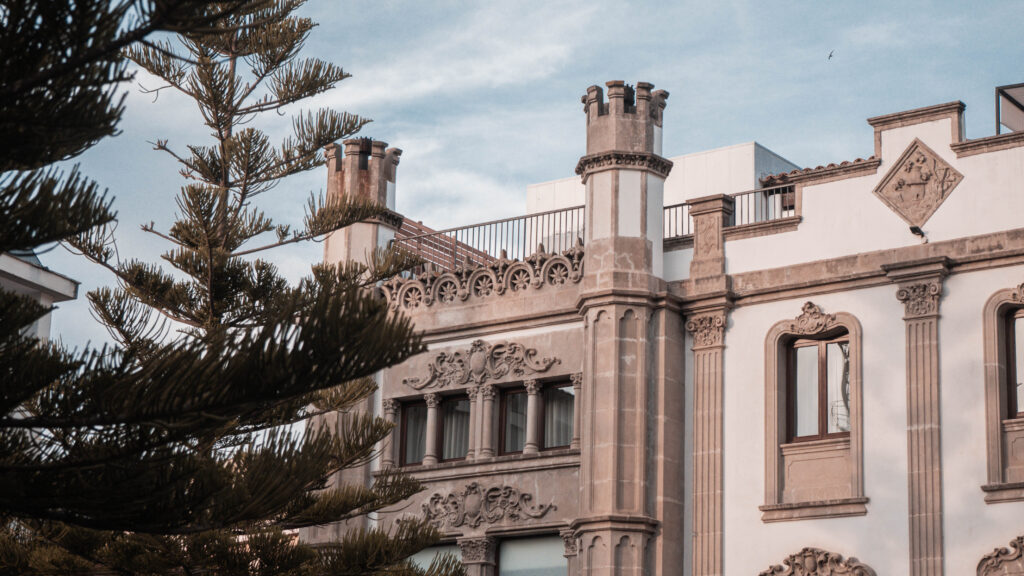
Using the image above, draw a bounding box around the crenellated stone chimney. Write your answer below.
[323,137,403,267]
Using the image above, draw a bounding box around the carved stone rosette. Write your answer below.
[978,536,1024,576]
[403,339,560,390]
[873,138,963,227]
[896,279,943,318]
[760,548,877,576]
[686,312,726,348]
[381,241,584,310]
[421,482,556,529]
[790,301,838,334]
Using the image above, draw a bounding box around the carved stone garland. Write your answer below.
[978,536,1024,576]
[382,241,585,310]
[422,482,556,529]
[760,548,876,576]
[403,339,560,390]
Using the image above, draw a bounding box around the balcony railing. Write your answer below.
[663,184,796,240]
[395,205,585,272]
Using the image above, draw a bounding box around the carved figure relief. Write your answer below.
[403,339,560,390]
[686,312,726,347]
[978,536,1024,576]
[381,241,584,310]
[422,482,556,529]
[873,138,963,228]
[760,548,876,576]
[896,279,943,318]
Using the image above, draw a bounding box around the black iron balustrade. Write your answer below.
[394,205,586,272]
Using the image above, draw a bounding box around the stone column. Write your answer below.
[466,385,479,460]
[478,385,496,458]
[570,372,583,450]
[458,536,497,576]
[574,80,672,576]
[561,528,580,576]
[524,379,541,455]
[381,399,398,468]
[686,309,728,576]
[423,393,440,466]
[884,257,949,576]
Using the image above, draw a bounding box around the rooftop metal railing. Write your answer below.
[394,205,585,272]
[663,201,692,238]
[662,184,797,240]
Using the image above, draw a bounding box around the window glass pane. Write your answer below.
[827,341,851,433]
[403,404,427,465]
[1015,318,1024,415]
[794,345,819,437]
[409,545,461,570]
[498,536,566,575]
[442,398,470,460]
[504,392,527,453]
[543,386,574,449]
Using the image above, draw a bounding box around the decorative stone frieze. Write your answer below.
[685,311,726,348]
[978,536,1024,576]
[873,138,963,228]
[574,150,673,181]
[402,339,560,390]
[759,548,876,576]
[896,279,943,318]
[421,482,556,529]
[458,536,496,564]
[381,242,584,310]
[790,301,838,334]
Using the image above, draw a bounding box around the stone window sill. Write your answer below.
[759,497,868,523]
[982,481,1024,503]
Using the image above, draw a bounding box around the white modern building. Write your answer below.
[0,250,78,341]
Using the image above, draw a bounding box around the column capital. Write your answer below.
[570,372,583,388]
[883,256,950,319]
[685,310,727,349]
[424,393,440,408]
[479,384,496,401]
[458,536,496,565]
[524,379,542,395]
[560,528,579,558]
[381,398,398,416]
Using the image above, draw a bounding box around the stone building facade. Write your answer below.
[300,80,1024,576]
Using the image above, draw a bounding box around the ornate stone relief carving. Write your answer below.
[759,548,876,576]
[458,537,496,564]
[685,312,726,347]
[402,339,560,390]
[896,279,943,318]
[560,529,579,556]
[873,138,963,227]
[1012,282,1024,303]
[790,301,838,334]
[574,151,673,180]
[422,482,556,529]
[381,242,584,310]
[978,536,1024,576]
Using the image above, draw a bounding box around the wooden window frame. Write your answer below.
[982,289,1024,502]
[539,380,573,451]
[786,334,852,443]
[437,395,470,463]
[399,400,426,467]
[1006,309,1024,420]
[499,387,526,456]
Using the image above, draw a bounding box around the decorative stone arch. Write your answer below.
[760,302,867,522]
[760,547,876,576]
[981,283,1024,502]
[978,535,1024,575]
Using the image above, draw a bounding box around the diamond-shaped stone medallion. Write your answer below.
[873,138,963,227]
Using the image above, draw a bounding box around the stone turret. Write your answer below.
[323,137,403,266]
[581,80,669,156]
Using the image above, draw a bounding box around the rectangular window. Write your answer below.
[401,402,427,466]
[501,389,527,454]
[497,536,566,575]
[440,396,470,461]
[788,334,850,442]
[1009,311,1024,418]
[542,384,574,449]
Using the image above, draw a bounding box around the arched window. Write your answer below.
[982,285,1024,503]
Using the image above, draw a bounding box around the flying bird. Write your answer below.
[828,50,834,61]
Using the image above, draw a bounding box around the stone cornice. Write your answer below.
[951,130,1024,158]
[760,157,880,187]
[574,150,673,182]
[866,100,965,129]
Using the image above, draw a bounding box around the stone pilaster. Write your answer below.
[686,308,728,576]
[381,399,398,468]
[688,194,734,294]
[478,385,496,458]
[884,257,949,576]
[458,536,496,576]
[570,372,583,450]
[524,379,541,455]
[423,393,440,465]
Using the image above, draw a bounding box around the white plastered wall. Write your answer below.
[721,286,911,576]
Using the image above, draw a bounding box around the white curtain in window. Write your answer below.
[543,387,574,448]
[1015,318,1024,414]
[795,346,819,437]
[827,342,850,433]
[404,405,427,464]
[498,536,566,575]
[442,399,470,459]
[505,393,527,452]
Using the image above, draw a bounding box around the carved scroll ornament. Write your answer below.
[686,312,726,348]
[422,482,556,529]
[760,548,876,576]
[790,301,838,334]
[978,536,1024,576]
[873,138,963,228]
[896,279,943,318]
[403,339,560,390]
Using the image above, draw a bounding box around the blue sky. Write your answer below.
[45,0,1024,347]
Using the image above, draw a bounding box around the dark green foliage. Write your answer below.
[0,0,461,574]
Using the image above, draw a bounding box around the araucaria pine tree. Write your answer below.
[1,1,461,574]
